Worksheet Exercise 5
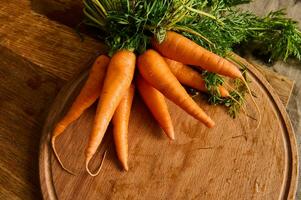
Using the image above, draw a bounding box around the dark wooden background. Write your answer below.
[0,0,300,199]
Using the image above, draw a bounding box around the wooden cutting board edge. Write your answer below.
[39,70,89,200]
[233,56,299,199]
[38,59,299,200]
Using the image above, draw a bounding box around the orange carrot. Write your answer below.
[154,32,260,127]
[112,84,135,171]
[218,85,229,98]
[152,31,242,79]
[138,49,215,128]
[164,57,229,97]
[136,74,175,140]
[85,50,136,176]
[51,55,110,174]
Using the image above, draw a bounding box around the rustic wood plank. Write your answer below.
[0,1,106,199]
[0,46,61,199]
[0,0,106,81]
[31,0,84,28]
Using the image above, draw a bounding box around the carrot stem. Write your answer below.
[184,6,219,22]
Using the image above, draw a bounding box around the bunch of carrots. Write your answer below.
[51,31,258,176]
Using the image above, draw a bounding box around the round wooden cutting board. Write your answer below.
[39,57,298,200]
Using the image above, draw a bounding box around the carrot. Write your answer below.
[152,31,242,79]
[85,50,136,176]
[138,49,215,128]
[112,84,135,171]
[219,85,229,98]
[136,74,175,140]
[163,57,229,97]
[153,32,261,125]
[51,55,110,174]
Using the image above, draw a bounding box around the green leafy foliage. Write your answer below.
[83,0,173,54]
[247,10,301,61]
[83,0,301,62]
[202,71,224,103]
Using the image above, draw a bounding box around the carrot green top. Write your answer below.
[83,0,301,62]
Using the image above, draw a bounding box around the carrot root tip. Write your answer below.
[241,78,261,130]
[166,128,175,140]
[167,134,175,140]
[85,150,107,177]
[206,119,215,128]
[123,163,129,171]
[170,135,175,140]
[51,137,77,175]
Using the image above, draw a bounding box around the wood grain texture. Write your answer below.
[0,0,104,199]
[0,0,106,81]
[39,59,298,200]
[253,66,294,108]
[0,46,59,200]
[0,0,297,199]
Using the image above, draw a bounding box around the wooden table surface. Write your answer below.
[0,0,300,199]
